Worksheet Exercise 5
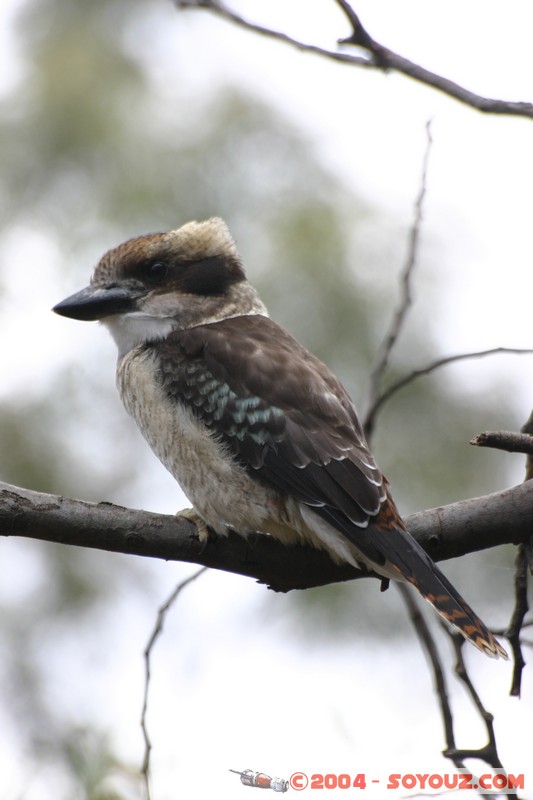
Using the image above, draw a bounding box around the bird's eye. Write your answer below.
[143,261,169,284]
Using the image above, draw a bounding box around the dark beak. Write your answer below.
[52,284,145,321]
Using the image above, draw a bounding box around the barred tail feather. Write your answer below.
[371,527,508,659]
[406,560,508,659]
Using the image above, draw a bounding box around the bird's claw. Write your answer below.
[176,507,211,543]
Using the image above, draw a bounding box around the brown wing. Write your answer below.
[157,315,389,564]
[155,314,507,658]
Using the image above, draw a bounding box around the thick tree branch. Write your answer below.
[176,0,533,120]
[0,479,530,593]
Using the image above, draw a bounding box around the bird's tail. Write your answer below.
[371,525,508,659]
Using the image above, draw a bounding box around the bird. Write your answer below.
[53,217,507,659]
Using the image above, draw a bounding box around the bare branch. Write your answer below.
[448,633,503,767]
[175,0,533,120]
[334,0,380,58]
[504,546,529,698]
[520,409,533,481]
[470,430,533,457]
[365,121,432,440]
[365,348,533,430]
[442,632,524,799]
[1,479,531,592]
[397,584,458,757]
[398,585,509,800]
[141,568,208,800]
[176,0,372,66]
[474,413,532,696]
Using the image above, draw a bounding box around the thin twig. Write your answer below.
[470,430,533,457]
[400,582,518,799]
[398,591,491,800]
[333,0,364,34]
[524,541,533,576]
[334,0,381,58]
[446,632,503,767]
[365,121,432,441]
[520,408,533,480]
[397,584,458,758]
[504,546,529,697]
[176,0,371,66]
[365,348,533,434]
[175,0,533,119]
[441,631,498,800]
[443,631,523,800]
[472,413,532,697]
[141,567,208,800]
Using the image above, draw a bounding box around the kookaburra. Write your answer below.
[53,218,507,658]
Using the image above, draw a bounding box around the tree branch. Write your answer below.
[175,0,373,67]
[442,630,520,799]
[141,567,207,800]
[365,348,533,429]
[175,0,533,120]
[470,430,533,457]
[504,545,529,698]
[398,584,458,756]
[1,479,530,593]
[365,120,432,441]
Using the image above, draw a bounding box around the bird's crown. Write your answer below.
[93,217,245,295]
[53,218,268,356]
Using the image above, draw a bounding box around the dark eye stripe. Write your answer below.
[136,255,245,295]
[179,256,243,295]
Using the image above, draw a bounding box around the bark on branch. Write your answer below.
[176,0,533,120]
[0,479,529,592]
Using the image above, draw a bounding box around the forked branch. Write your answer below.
[176,0,533,120]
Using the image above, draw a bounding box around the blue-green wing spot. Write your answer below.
[159,346,286,462]
[155,316,387,549]
[153,315,507,657]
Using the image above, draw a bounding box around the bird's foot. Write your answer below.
[176,507,211,543]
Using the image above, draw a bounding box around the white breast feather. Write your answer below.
[116,347,282,535]
[115,345,371,570]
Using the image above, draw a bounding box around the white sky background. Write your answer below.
[1,1,533,799]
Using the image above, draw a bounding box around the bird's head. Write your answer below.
[53,218,268,356]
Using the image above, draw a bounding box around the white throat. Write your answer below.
[103,312,176,358]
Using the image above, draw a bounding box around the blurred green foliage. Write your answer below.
[0,0,523,797]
